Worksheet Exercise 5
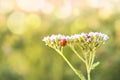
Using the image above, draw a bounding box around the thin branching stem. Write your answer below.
[90,51,96,70]
[55,49,86,80]
[70,45,85,63]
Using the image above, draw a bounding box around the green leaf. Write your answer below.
[91,62,100,70]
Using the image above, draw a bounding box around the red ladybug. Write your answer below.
[60,39,67,46]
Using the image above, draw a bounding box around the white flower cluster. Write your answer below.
[70,32,109,41]
[42,34,67,48]
[42,34,66,42]
[88,32,109,40]
[42,32,109,49]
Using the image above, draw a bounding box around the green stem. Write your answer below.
[90,51,95,70]
[86,63,91,80]
[86,50,96,80]
[56,49,86,80]
[84,51,91,80]
[89,51,92,66]
[87,71,91,80]
[70,45,85,63]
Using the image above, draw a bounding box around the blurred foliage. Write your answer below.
[0,0,120,80]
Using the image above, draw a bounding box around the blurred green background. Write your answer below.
[0,0,120,80]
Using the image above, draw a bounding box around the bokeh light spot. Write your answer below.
[16,0,41,12]
[0,0,14,14]
[7,12,27,35]
[56,1,72,19]
[26,14,41,30]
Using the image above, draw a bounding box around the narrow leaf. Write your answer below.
[91,62,100,70]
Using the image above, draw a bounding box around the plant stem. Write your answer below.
[56,49,86,80]
[90,51,95,70]
[70,46,85,63]
[87,71,91,80]
[84,51,91,80]
[85,50,96,80]
[86,62,91,80]
[61,54,86,80]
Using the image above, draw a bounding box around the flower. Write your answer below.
[42,32,109,80]
[42,34,67,48]
[68,32,109,50]
[42,32,109,50]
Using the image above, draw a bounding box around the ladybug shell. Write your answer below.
[60,39,67,46]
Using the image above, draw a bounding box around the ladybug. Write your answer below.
[60,39,67,46]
